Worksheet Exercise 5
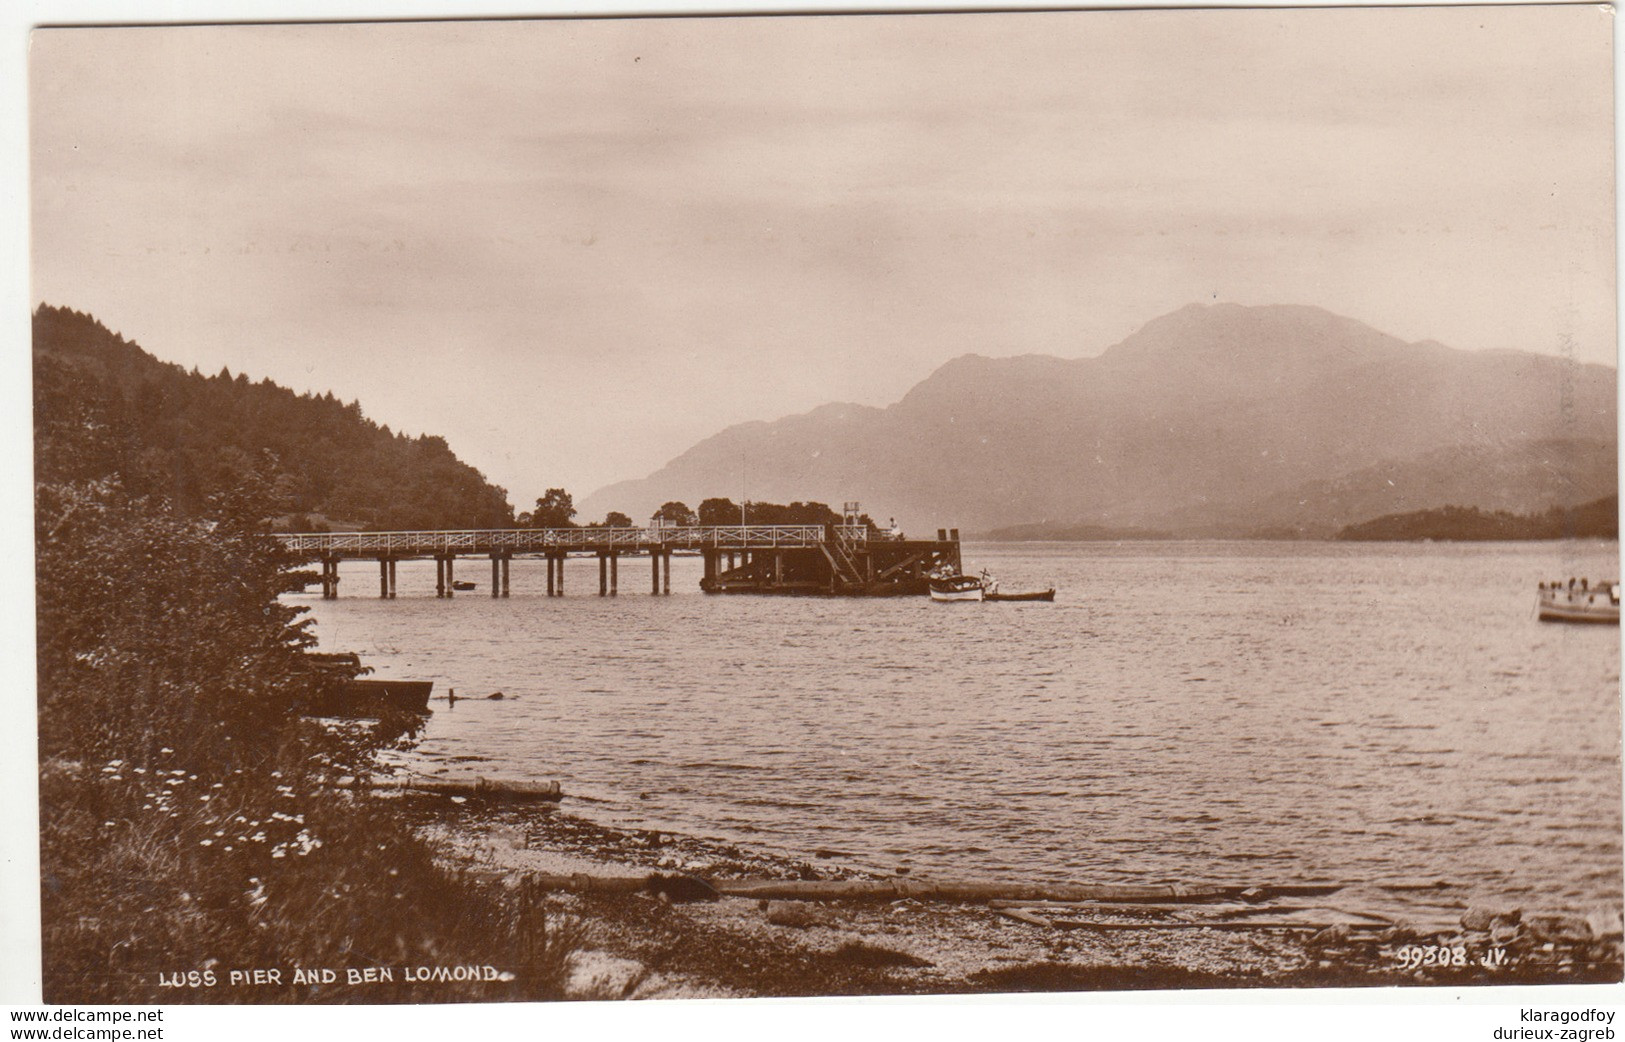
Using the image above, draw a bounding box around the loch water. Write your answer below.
[291,540,1621,921]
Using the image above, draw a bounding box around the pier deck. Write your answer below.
[275,525,962,599]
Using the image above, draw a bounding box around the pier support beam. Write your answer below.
[435,557,446,598]
[379,559,389,599]
[491,555,501,598]
[651,550,661,594]
[388,558,397,599]
[663,550,671,595]
[321,557,339,600]
[610,553,618,596]
[501,555,510,598]
[703,550,716,585]
[445,555,456,596]
[598,553,608,596]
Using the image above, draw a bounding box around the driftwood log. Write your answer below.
[326,774,563,802]
[474,869,1342,905]
[987,899,1394,922]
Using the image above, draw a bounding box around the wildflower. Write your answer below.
[160,748,173,755]
[199,795,212,803]
[108,759,124,767]
[103,821,116,828]
[211,783,223,790]
[133,768,146,775]
[108,775,122,781]
[199,839,213,847]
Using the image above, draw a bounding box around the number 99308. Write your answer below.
[1394,944,1468,969]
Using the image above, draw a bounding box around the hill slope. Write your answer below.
[33,304,514,529]
[582,304,1617,534]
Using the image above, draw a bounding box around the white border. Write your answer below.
[3,2,1620,1036]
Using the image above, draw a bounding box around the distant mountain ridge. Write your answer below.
[582,303,1616,535]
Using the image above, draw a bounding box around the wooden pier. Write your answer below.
[276,525,962,599]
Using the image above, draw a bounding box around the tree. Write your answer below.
[654,501,697,526]
[782,501,841,525]
[529,488,576,528]
[604,511,633,528]
[697,497,741,525]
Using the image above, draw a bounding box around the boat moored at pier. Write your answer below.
[928,574,987,602]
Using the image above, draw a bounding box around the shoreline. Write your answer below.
[400,794,1625,998]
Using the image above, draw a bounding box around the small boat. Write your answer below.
[928,574,986,602]
[985,588,1056,602]
[302,652,434,716]
[1537,580,1619,624]
[302,679,434,717]
[450,580,476,591]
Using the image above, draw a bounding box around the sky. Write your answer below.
[28,5,1617,515]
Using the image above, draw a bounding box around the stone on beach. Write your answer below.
[765,902,833,929]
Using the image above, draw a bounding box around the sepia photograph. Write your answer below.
[10,0,1622,1029]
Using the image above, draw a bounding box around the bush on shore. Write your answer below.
[35,476,580,1003]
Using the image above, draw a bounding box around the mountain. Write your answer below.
[33,304,515,529]
[581,304,1616,535]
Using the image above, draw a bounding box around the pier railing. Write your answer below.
[275,524,873,557]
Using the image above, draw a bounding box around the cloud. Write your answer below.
[29,9,1615,504]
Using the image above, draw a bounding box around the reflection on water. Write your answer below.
[292,540,1621,920]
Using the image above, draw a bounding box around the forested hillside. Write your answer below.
[1335,496,1619,541]
[33,304,514,529]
